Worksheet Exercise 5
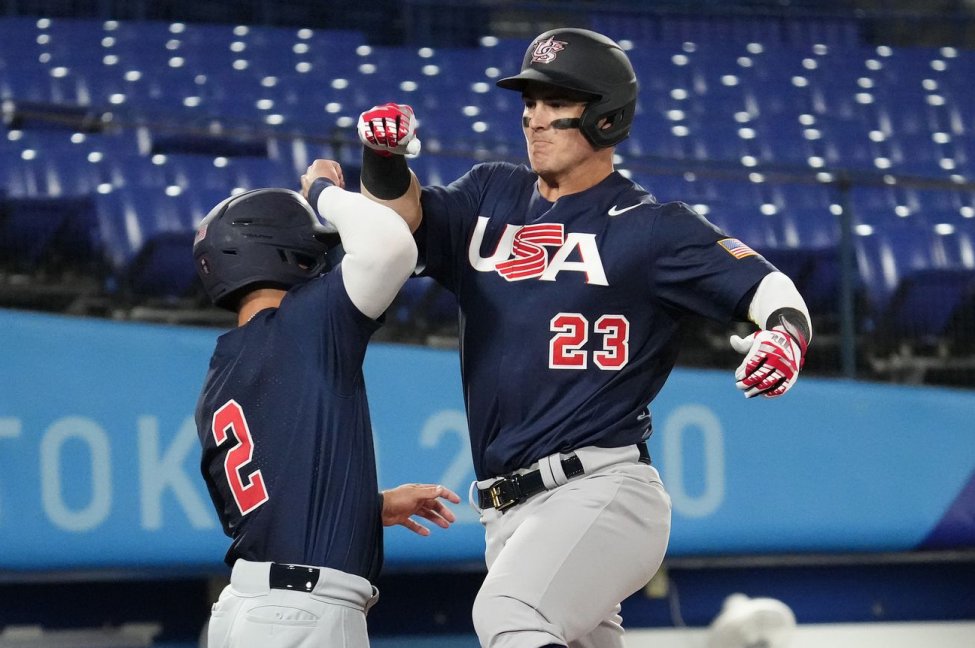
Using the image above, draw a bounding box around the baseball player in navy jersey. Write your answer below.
[356,27,811,648]
[192,159,461,648]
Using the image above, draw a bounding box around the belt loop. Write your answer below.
[638,441,652,465]
[548,453,570,487]
[364,586,380,615]
[538,454,558,489]
[468,480,482,512]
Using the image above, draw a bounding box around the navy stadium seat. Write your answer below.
[94,185,229,298]
[855,219,975,342]
[3,17,975,335]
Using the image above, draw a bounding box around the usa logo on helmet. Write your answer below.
[530,36,567,64]
[194,222,208,245]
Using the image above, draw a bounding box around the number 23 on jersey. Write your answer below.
[211,399,270,516]
[549,312,630,370]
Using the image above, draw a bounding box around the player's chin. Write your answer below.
[527,153,554,176]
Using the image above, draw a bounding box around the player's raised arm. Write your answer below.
[730,271,812,398]
[300,159,417,320]
[356,103,424,232]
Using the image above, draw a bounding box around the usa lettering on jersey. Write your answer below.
[468,217,608,285]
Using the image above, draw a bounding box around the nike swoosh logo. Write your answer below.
[608,200,648,216]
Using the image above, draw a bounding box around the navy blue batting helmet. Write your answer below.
[497,28,638,149]
[193,188,332,310]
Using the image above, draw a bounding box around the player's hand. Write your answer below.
[357,103,422,157]
[381,483,460,536]
[729,326,804,398]
[300,159,345,233]
[300,159,345,196]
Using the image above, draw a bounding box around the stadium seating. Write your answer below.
[1,15,973,362]
[94,185,225,298]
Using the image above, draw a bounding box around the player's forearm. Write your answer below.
[360,148,423,232]
[315,185,418,319]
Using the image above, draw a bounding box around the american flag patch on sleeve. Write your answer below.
[717,238,758,259]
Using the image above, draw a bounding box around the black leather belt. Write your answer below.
[477,442,651,512]
[269,563,320,593]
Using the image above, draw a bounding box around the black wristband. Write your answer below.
[766,307,811,350]
[307,176,335,210]
[361,147,412,199]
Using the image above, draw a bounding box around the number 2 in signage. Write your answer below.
[211,399,269,515]
[549,313,630,370]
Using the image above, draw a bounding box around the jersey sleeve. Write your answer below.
[647,202,776,322]
[279,266,381,396]
[415,163,496,291]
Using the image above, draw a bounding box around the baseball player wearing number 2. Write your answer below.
[191,160,460,648]
[358,27,811,648]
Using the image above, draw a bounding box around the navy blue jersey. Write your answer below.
[194,265,384,580]
[417,162,775,479]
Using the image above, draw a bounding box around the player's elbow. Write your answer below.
[362,174,423,233]
[384,226,419,284]
[357,214,417,285]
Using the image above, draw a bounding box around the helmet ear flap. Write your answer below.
[579,96,637,148]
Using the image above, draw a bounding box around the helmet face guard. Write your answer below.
[497,28,638,149]
[193,188,332,310]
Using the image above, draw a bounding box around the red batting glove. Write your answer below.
[357,103,421,157]
[729,326,805,398]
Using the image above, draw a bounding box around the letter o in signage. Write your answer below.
[41,417,112,531]
[662,405,725,518]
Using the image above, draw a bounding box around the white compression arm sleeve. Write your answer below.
[747,271,813,339]
[316,186,418,320]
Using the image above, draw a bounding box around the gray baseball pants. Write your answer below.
[470,444,672,648]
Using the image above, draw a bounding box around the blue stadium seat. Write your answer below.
[0,132,110,197]
[0,193,97,270]
[879,268,975,346]
[222,156,295,192]
[854,223,921,320]
[854,219,975,342]
[408,154,483,187]
[704,203,773,247]
[94,185,224,298]
[633,173,696,205]
[2,17,973,332]
[764,209,844,316]
[398,276,458,334]
[265,135,342,179]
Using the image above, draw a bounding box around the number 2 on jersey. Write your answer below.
[212,399,269,515]
[549,313,630,370]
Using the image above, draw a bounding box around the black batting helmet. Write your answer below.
[193,188,332,310]
[497,27,638,149]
